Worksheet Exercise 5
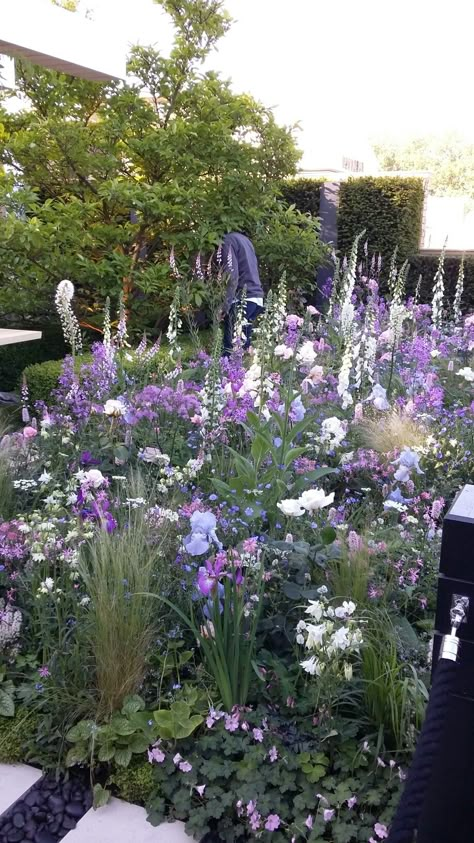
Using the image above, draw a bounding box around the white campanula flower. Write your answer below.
[277,498,305,517]
[296,340,317,366]
[299,488,335,512]
[104,398,127,417]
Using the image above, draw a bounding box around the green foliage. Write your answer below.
[279,177,326,217]
[146,711,403,842]
[374,132,474,197]
[65,695,156,769]
[338,177,425,264]
[22,359,75,408]
[110,759,155,806]
[0,0,321,330]
[0,708,40,763]
[154,699,203,740]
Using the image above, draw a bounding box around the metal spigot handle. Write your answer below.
[439,596,469,661]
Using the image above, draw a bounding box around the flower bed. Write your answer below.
[0,256,472,842]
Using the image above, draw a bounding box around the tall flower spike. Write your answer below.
[431,238,447,330]
[453,255,464,325]
[167,287,182,360]
[103,296,111,350]
[116,293,129,349]
[55,279,82,355]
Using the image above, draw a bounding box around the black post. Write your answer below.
[417,484,474,843]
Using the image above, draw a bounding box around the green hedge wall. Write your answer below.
[338,177,425,264]
[279,178,325,217]
[0,325,66,392]
[407,253,474,310]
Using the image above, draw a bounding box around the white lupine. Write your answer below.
[453,257,464,325]
[337,337,354,409]
[103,296,112,351]
[167,287,182,359]
[431,244,446,329]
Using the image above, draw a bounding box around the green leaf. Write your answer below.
[66,720,95,743]
[93,784,111,809]
[98,743,115,762]
[129,734,152,754]
[114,746,133,767]
[111,716,136,736]
[65,744,88,767]
[114,444,130,463]
[321,525,337,546]
[0,688,15,718]
[121,695,145,715]
[281,581,302,600]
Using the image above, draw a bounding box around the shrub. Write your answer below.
[0,708,40,763]
[110,760,155,806]
[338,177,425,264]
[279,178,326,217]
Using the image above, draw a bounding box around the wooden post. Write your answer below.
[418,484,474,842]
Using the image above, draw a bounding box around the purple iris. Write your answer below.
[80,451,101,467]
[183,511,223,557]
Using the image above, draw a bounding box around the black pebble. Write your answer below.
[35,831,56,843]
[25,792,39,808]
[7,831,24,843]
[12,813,25,829]
[65,802,83,819]
[62,815,77,830]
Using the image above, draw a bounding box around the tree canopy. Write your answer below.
[373,132,474,199]
[0,0,324,330]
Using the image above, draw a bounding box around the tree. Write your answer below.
[0,0,324,330]
[373,133,474,199]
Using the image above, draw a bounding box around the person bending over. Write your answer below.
[220,232,264,354]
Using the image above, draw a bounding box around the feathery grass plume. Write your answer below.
[431,239,447,330]
[453,255,465,325]
[328,533,372,605]
[413,273,422,307]
[387,246,399,298]
[167,286,182,360]
[55,279,82,356]
[77,481,171,718]
[354,409,427,454]
[103,296,111,350]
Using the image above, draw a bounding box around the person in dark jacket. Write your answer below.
[220,232,264,354]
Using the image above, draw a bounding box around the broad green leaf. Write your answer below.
[321,525,337,545]
[121,694,145,715]
[93,783,111,809]
[97,743,115,762]
[114,746,133,767]
[0,688,15,718]
[65,744,88,767]
[66,720,95,743]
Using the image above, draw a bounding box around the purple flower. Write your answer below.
[183,511,222,556]
[179,760,192,773]
[323,809,335,822]
[252,728,264,743]
[148,743,165,764]
[265,814,280,831]
[38,665,50,679]
[268,746,278,763]
[305,815,313,829]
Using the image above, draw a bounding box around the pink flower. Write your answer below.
[347,796,357,809]
[243,537,258,553]
[179,760,192,773]
[173,753,182,765]
[306,305,319,316]
[252,728,264,742]
[225,711,240,732]
[265,814,281,831]
[377,757,386,768]
[148,743,165,764]
[38,665,50,679]
[374,823,388,839]
[195,785,206,797]
[246,801,257,816]
[305,814,313,829]
[268,746,278,763]
[323,809,335,822]
[249,811,261,831]
[23,426,37,439]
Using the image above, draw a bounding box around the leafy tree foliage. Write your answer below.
[0,0,324,329]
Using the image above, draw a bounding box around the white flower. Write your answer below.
[430,349,441,358]
[320,416,346,448]
[369,384,390,411]
[77,469,105,489]
[305,600,324,621]
[299,488,335,512]
[296,340,317,366]
[38,471,52,484]
[344,662,353,680]
[330,626,351,651]
[305,623,327,649]
[457,367,474,383]
[104,399,126,417]
[42,577,54,593]
[300,655,322,675]
[334,601,356,619]
[277,498,305,517]
[274,344,294,360]
[56,279,75,301]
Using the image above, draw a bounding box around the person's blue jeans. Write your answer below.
[223,301,264,355]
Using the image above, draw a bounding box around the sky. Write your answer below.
[13,0,474,168]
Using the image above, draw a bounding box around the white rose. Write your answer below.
[274,344,294,360]
[79,469,105,489]
[277,498,305,517]
[457,367,474,383]
[299,488,335,512]
[104,399,126,417]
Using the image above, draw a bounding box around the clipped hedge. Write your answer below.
[279,178,325,218]
[338,177,425,264]
[0,324,66,392]
[407,253,474,310]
